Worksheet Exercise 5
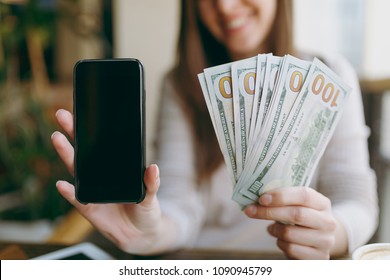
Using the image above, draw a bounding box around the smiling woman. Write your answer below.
[51,0,378,259]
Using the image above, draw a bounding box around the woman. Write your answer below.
[51,0,378,259]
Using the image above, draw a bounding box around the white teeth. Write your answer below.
[227,18,247,29]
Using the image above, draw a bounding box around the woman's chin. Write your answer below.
[228,45,259,60]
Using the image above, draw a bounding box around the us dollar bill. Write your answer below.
[247,54,268,149]
[244,55,312,180]
[235,58,351,202]
[231,56,257,177]
[248,55,283,155]
[198,54,351,208]
[236,55,283,190]
[202,63,237,183]
[198,73,222,148]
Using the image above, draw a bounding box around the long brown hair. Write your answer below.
[169,0,295,182]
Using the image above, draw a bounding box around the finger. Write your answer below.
[258,187,331,211]
[141,164,160,206]
[245,205,331,229]
[55,180,89,212]
[276,238,330,260]
[51,131,75,176]
[55,109,74,141]
[268,222,335,250]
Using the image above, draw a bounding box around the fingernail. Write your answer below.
[259,194,272,206]
[55,109,62,118]
[245,205,257,216]
[51,131,59,140]
[153,164,160,183]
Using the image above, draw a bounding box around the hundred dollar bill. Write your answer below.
[244,55,312,179]
[236,55,283,190]
[231,56,257,177]
[249,55,283,154]
[247,54,268,149]
[259,55,284,125]
[203,63,237,183]
[267,55,311,132]
[198,73,222,148]
[235,58,351,203]
[232,55,283,205]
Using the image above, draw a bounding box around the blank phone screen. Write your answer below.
[74,59,145,203]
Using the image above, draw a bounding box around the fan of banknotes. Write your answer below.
[197,54,351,208]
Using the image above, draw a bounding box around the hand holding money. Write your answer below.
[198,54,351,208]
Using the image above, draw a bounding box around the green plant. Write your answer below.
[0,0,73,221]
[0,83,72,220]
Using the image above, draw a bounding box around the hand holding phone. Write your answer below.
[73,59,145,203]
[52,122,166,254]
[51,60,175,255]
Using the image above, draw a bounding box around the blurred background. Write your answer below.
[0,0,389,246]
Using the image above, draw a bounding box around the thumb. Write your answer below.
[142,164,160,205]
[55,180,87,212]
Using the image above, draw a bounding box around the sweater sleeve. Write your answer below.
[316,54,379,252]
[153,77,206,248]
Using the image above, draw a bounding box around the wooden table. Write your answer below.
[0,242,286,260]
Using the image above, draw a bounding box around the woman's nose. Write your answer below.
[215,0,240,15]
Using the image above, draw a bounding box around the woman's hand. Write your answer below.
[244,187,348,259]
[51,109,176,255]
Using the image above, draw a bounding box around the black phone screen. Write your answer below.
[74,59,145,203]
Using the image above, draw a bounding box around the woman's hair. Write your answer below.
[170,0,295,182]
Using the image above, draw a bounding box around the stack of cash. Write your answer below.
[198,54,351,207]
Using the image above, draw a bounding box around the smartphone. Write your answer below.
[73,58,145,203]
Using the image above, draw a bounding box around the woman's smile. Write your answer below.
[198,0,277,60]
[224,15,250,32]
